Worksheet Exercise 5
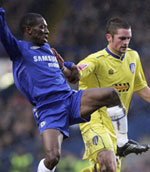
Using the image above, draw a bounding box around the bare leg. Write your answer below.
[80,87,122,118]
[41,129,64,170]
[97,150,117,172]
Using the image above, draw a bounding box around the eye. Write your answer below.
[40,24,47,30]
[120,37,126,40]
[120,37,131,41]
[40,25,45,29]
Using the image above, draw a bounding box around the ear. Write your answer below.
[25,26,33,35]
[106,33,112,43]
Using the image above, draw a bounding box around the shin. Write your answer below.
[107,106,128,147]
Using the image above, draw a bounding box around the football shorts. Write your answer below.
[33,90,90,137]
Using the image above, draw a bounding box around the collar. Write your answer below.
[105,47,125,61]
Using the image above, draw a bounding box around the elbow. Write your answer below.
[144,96,150,103]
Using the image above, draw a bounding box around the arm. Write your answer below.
[66,63,80,84]
[0,8,20,59]
[52,48,80,83]
[136,86,150,102]
[60,63,80,83]
[77,55,99,79]
[133,53,149,101]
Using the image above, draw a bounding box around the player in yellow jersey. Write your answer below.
[78,17,150,172]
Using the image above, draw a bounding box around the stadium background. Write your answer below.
[0,0,150,171]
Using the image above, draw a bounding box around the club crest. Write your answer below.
[40,121,46,128]
[130,63,136,73]
[92,136,99,145]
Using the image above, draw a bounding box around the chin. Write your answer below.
[41,40,47,45]
[121,48,127,53]
[36,42,45,46]
[44,38,48,43]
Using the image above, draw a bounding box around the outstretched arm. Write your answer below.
[0,8,20,59]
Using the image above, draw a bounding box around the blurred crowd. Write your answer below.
[0,0,150,171]
[0,86,42,171]
[50,0,150,63]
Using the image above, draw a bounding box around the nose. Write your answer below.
[124,38,130,45]
[45,27,49,34]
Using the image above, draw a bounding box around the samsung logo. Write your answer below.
[33,55,57,62]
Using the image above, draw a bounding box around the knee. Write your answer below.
[45,148,60,169]
[97,150,117,172]
[108,87,121,106]
[99,160,117,172]
[109,87,118,98]
[105,162,116,172]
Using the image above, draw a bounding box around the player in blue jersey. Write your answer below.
[0,8,125,172]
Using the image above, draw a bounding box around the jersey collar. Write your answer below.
[105,47,125,61]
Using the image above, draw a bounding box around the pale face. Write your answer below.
[106,28,132,56]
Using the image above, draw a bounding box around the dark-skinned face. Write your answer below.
[29,17,49,46]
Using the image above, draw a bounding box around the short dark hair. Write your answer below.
[106,17,131,36]
[19,13,43,33]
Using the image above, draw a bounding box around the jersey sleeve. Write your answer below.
[0,8,21,60]
[64,61,74,69]
[134,54,147,91]
[77,54,99,79]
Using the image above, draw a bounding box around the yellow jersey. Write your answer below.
[78,47,147,136]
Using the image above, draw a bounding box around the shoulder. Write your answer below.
[78,49,106,66]
[126,48,139,57]
[87,49,106,59]
[45,43,50,47]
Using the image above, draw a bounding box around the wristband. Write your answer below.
[64,62,74,69]
[61,66,65,72]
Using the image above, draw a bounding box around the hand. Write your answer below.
[0,7,5,16]
[68,65,80,84]
[51,48,64,69]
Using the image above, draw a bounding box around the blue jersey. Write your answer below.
[0,8,73,107]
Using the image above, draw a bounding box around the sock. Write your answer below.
[37,159,56,172]
[107,106,128,147]
[112,115,128,147]
[116,132,128,147]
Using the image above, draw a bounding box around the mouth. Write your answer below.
[44,35,48,42]
[121,47,127,51]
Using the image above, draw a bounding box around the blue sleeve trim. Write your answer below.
[64,61,74,69]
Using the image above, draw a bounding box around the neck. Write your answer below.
[23,35,33,44]
[107,45,122,57]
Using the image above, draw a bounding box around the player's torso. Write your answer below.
[79,48,138,134]
[80,48,138,111]
[21,42,60,79]
[13,42,71,105]
[96,49,137,111]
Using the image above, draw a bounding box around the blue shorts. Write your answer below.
[32,90,90,137]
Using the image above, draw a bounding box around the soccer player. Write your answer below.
[78,17,150,172]
[0,8,125,172]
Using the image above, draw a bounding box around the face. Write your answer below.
[28,17,49,46]
[106,28,132,56]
